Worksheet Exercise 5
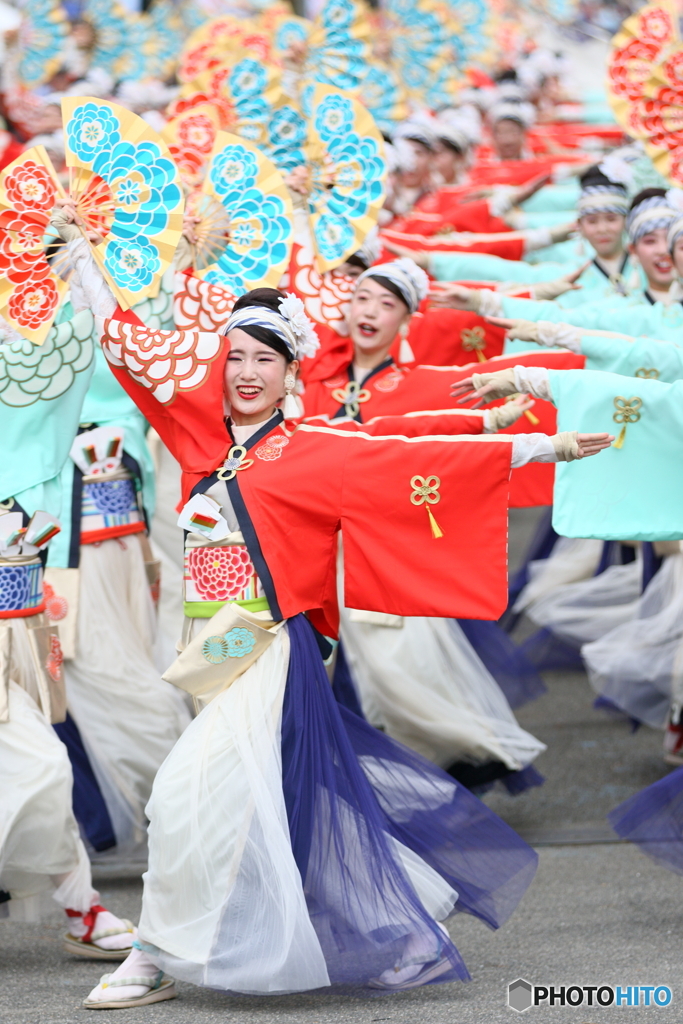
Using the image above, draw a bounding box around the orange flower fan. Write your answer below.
[178,16,274,83]
[162,104,223,189]
[606,2,678,136]
[0,147,68,344]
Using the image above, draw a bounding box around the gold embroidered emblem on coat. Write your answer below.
[612,395,642,449]
[216,445,255,481]
[410,475,444,538]
[461,326,487,362]
[634,367,660,379]
[331,380,371,417]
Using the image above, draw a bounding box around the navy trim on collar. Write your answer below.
[332,358,395,421]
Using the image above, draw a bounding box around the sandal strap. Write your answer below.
[101,971,164,991]
[90,920,134,942]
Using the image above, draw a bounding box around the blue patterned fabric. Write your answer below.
[0,561,43,614]
[65,101,182,297]
[203,141,292,296]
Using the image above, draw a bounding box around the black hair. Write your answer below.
[345,252,370,270]
[629,187,667,212]
[360,273,410,309]
[438,136,466,156]
[494,68,518,83]
[229,287,293,362]
[579,164,628,192]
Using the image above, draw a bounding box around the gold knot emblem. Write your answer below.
[216,445,255,481]
[612,395,642,449]
[461,326,487,362]
[410,475,443,538]
[331,380,371,418]
[634,367,660,379]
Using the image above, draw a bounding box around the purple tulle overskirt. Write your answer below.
[280,616,538,987]
[609,767,683,875]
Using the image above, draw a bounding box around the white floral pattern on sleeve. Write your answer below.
[98,316,223,405]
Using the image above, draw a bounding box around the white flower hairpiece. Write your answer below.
[666,187,683,213]
[278,293,320,360]
[598,154,635,190]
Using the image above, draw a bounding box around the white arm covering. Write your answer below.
[536,321,582,350]
[513,365,554,402]
[483,401,527,432]
[66,238,117,318]
[523,227,553,253]
[511,433,557,467]
[468,288,504,316]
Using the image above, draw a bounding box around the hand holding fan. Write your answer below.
[62,96,184,311]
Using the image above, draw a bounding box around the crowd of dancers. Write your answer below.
[2,0,683,1009]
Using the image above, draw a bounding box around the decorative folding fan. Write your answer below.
[15,0,68,89]
[606,2,678,134]
[359,62,409,136]
[162,104,223,188]
[193,130,293,297]
[382,0,451,105]
[441,0,493,65]
[294,86,386,272]
[0,146,68,345]
[286,241,356,329]
[146,0,187,81]
[257,8,311,59]
[303,0,371,94]
[178,16,274,83]
[639,40,683,184]
[83,0,138,79]
[169,58,286,153]
[62,96,184,311]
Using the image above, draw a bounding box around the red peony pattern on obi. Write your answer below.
[44,581,68,621]
[187,545,256,601]
[4,160,56,214]
[100,318,224,405]
[46,633,63,682]
[173,272,236,331]
[8,276,59,329]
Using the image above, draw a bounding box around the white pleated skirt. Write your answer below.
[138,626,457,994]
[340,610,546,770]
[63,538,191,851]
[0,618,95,920]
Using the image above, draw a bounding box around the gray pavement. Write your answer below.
[2,509,682,1022]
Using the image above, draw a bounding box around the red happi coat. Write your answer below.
[389,194,510,238]
[301,340,585,508]
[379,226,526,262]
[97,316,517,633]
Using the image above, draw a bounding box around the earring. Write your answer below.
[398,322,415,364]
[282,372,300,419]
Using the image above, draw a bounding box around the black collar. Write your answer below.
[349,357,395,388]
[592,252,628,281]
[225,411,284,449]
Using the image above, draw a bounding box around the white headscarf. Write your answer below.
[356,258,430,314]
[224,294,319,360]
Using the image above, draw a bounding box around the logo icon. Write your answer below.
[508,979,534,1013]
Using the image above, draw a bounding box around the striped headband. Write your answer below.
[577,185,629,217]
[224,295,319,360]
[626,196,677,243]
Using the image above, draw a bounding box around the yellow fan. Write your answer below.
[178,16,274,83]
[303,85,386,273]
[62,96,184,311]
[193,130,293,298]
